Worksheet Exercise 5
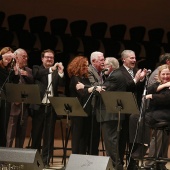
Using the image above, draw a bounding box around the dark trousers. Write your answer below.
[102,120,122,167]
[129,114,150,145]
[31,105,56,165]
[119,115,130,165]
[71,116,91,154]
[71,115,100,155]
[6,111,28,148]
[0,100,11,147]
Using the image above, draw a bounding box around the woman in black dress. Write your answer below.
[67,56,102,154]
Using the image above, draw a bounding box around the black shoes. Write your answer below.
[131,144,148,159]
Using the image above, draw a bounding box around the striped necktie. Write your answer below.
[128,69,134,78]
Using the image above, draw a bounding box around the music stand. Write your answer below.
[101,91,139,170]
[49,97,88,168]
[5,83,41,125]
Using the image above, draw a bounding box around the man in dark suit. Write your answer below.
[6,48,34,148]
[96,57,127,170]
[119,50,147,170]
[31,49,65,167]
[88,51,105,155]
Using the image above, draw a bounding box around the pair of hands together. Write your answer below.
[51,62,64,74]
[76,82,105,93]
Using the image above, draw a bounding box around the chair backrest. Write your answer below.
[29,16,47,34]
[17,30,36,51]
[166,31,170,44]
[110,24,127,41]
[0,11,5,27]
[7,14,26,32]
[90,22,108,39]
[39,32,58,51]
[70,20,88,37]
[0,29,14,48]
[148,28,164,44]
[50,18,68,36]
[129,26,146,42]
[102,38,121,57]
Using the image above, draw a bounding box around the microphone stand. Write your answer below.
[44,80,54,167]
[83,86,97,155]
[138,74,150,169]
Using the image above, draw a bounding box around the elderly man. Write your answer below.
[96,57,127,170]
[6,48,34,148]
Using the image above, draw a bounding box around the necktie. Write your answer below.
[128,69,134,79]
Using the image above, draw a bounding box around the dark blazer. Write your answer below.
[10,67,34,116]
[119,65,144,107]
[96,69,127,122]
[32,65,65,100]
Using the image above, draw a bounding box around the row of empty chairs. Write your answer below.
[0,11,169,71]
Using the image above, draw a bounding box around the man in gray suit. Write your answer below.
[6,48,34,148]
[88,51,105,155]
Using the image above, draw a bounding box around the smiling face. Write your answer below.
[122,50,136,69]
[159,68,170,84]
[92,54,105,72]
[42,52,54,68]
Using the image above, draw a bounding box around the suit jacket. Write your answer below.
[119,65,144,107]
[10,67,34,116]
[88,64,103,86]
[32,65,65,101]
[96,69,127,122]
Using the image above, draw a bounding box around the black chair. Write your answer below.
[50,18,68,37]
[0,29,14,48]
[166,31,170,44]
[145,122,170,169]
[70,20,88,37]
[7,14,26,32]
[90,22,108,39]
[0,11,5,27]
[148,28,165,45]
[29,16,47,34]
[82,36,101,58]
[129,26,146,43]
[17,30,36,51]
[109,24,127,42]
[102,38,122,58]
[39,32,58,51]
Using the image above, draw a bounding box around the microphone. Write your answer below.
[101,68,109,73]
[10,58,16,69]
[146,69,152,76]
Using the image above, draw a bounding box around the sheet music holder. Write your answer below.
[49,97,87,168]
[101,91,139,115]
[49,97,88,117]
[100,91,139,170]
[5,83,41,104]
[5,83,41,125]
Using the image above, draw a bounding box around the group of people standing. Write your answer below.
[0,46,170,170]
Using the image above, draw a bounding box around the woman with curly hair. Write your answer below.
[67,56,102,154]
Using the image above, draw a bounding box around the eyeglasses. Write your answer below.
[44,56,54,60]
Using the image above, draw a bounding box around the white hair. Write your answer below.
[90,51,104,63]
